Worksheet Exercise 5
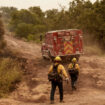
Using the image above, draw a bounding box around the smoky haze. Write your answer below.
[0,0,97,11]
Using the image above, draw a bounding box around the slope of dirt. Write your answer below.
[4,35,41,60]
[1,34,105,105]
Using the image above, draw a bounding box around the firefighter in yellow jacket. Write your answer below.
[68,57,80,90]
[48,56,69,104]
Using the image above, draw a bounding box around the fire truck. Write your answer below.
[41,29,83,61]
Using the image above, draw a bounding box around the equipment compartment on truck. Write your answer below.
[41,29,83,61]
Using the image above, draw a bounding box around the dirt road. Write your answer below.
[1,35,105,105]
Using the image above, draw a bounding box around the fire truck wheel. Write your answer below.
[76,55,80,61]
[42,56,46,59]
[48,51,52,58]
[50,56,54,61]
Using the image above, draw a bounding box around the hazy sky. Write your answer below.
[0,0,97,11]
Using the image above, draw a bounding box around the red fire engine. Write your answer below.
[41,29,83,61]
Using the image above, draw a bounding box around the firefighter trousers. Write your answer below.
[69,71,79,90]
[50,81,63,101]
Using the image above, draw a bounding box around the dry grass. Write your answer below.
[0,57,22,97]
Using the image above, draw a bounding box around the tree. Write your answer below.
[29,6,44,18]
[15,23,34,38]
[45,9,59,30]
[0,15,6,49]
[5,0,105,47]
[0,7,17,23]
[0,16,4,40]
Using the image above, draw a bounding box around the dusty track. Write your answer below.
[0,35,105,105]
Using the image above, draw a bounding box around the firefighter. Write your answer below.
[48,56,69,104]
[68,57,80,90]
[40,34,42,41]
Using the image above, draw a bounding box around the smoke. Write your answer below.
[83,33,104,56]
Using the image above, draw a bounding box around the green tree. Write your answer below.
[0,16,4,40]
[0,7,17,23]
[15,23,34,38]
[6,0,105,46]
[29,6,44,18]
[45,9,59,30]
[0,15,6,49]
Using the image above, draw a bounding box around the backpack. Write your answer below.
[68,63,78,74]
[48,64,62,81]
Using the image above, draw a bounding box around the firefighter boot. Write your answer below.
[60,100,65,103]
[72,83,76,91]
[72,82,77,91]
[50,100,54,104]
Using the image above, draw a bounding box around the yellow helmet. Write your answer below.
[72,57,77,62]
[54,56,62,61]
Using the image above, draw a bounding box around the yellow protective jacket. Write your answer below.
[48,63,68,78]
[68,63,80,71]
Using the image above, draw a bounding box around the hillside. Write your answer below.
[0,34,105,105]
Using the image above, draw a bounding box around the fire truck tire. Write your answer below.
[76,55,80,61]
[42,56,46,59]
[50,56,54,61]
[48,51,51,58]
[48,51,54,61]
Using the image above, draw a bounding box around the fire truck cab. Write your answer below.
[41,29,83,61]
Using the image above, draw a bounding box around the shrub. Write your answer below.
[0,58,22,97]
[15,23,34,38]
[27,34,35,41]
[0,17,4,41]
